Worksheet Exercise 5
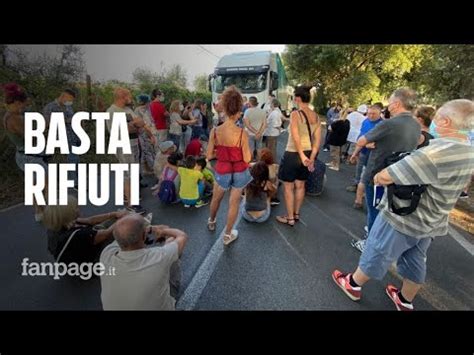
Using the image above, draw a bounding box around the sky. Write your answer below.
[9,45,286,89]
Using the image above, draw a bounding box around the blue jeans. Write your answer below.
[248,134,263,159]
[240,200,271,223]
[168,133,181,151]
[353,152,368,185]
[359,214,432,283]
[365,183,381,232]
[191,126,204,139]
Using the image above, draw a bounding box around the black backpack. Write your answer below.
[384,152,427,216]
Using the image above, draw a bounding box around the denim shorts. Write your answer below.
[240,201,271,223]
[215,169,252,190]
[359,214,433,284]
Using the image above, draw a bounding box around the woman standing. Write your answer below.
[276,86,321,226]
[326,108,350,171]
[168,100,197,151]
[2,83,47,222]
[206,86,252,245]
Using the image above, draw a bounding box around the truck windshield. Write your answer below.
[214,73,267,93]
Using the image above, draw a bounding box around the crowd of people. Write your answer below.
[2,81,473,311]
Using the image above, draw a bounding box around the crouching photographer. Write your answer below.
[332,99,474,311]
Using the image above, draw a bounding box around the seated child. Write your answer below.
[177,156,208,208]
[152,141,176,191]
[156,152,183,203]
[195,157,214,198]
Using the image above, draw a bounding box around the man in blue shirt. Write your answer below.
[349,105,383,212]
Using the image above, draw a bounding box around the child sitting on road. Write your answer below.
[151,141,176,191]
[195,157,214,198]
[177,155,208,208]
[155,152,183,203]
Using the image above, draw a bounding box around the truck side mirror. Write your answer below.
[271,72,279,91]
[208,74,213,92]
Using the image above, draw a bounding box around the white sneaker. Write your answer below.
[351,239,366,253]
[184,204,191,208]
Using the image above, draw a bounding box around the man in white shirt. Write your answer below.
[346,104,368,156]
[244,96,267,160]
[100,213,188,310]
[261,93,276,114]
[263,98,283,160]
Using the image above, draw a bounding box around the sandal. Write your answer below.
[223,230,239,246]
[276,216,295,227]
[207,218,217,232]
[294,213,300,223]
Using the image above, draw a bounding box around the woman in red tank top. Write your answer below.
[206,86,252,246]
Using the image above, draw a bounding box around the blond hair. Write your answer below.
[170,100,181,113]
[42,195,79,232]
[338,108,349,121]
[113,87,131,101]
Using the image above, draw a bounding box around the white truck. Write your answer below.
[209,51,294,116]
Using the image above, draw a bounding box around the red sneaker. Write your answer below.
[331,270,361,301]
[385,285,414,311]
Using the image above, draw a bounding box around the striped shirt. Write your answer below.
[379,137,474,239]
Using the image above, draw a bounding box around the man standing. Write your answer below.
[345,104,368,159]
[243,96,267,161]
[261,93,276,114]
[332,99,474,311]
[106,87,145,211]
[351,105,384,210]
[43,88,78,187]
[100,213,188,310]
[349,89,421,252]
[263,98,283,160]
[150,89,170,143]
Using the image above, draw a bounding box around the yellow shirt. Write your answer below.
[178,167,203,200]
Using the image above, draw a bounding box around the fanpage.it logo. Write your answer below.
[21,258,115,280]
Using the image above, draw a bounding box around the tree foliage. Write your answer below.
[193,74,209,92]
[283,44,474,113]
[0,45,85,110]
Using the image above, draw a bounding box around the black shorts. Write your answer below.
[278,151,312,182]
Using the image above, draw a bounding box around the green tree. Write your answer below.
[407,45,474,104]
[283,45,426,112]
[0,44,85,110]
[165,64,187,88]
[193,74,209,92]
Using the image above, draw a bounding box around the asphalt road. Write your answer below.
[1,129,473,310]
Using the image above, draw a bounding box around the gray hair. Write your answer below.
[113,214,146,249]
[271,98,280,108]
[391,88,418,111]
[437,99,474,130]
